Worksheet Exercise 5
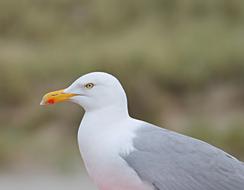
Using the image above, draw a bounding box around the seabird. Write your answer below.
[40,72,244,190]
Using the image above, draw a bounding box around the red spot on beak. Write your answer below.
[48,99,55,104]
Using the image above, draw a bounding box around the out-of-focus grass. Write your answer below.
[0,0,244,170]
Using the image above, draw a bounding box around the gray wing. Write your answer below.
[121,123,244,190]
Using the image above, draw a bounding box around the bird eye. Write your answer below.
[84,83,94,89]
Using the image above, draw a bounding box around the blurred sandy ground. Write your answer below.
[0,170,96,190]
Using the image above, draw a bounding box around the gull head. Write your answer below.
[40,72,128,112]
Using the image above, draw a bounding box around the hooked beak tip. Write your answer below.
[40,100,45,106]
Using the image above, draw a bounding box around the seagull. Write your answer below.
[40,72,244,190]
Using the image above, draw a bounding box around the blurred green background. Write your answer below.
[0,0,244,189]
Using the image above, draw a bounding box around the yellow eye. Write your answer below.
[84,83,94,89]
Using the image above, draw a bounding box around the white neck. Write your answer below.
[82,104,130,127]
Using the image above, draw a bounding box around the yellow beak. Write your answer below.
[40,89,77,105]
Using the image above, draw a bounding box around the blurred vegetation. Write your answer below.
[0,0,244,171]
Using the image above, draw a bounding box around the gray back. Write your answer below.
[121,123,244,190]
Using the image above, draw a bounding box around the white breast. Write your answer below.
[78,117,153,190]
